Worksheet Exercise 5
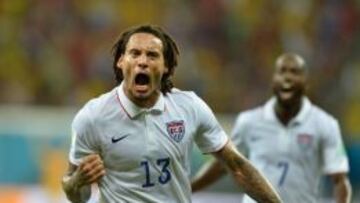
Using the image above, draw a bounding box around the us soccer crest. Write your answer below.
[166,120,185,142]
[297,133,313,149]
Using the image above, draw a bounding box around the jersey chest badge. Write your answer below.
[166,120,185,142]
[297,133,313,149]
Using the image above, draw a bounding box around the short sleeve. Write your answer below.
[69,106,100,165]
[193,94,228,153]
[321,118,349,174]
[231,113,249,155]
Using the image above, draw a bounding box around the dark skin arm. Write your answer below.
[61,154,105,203]
[209,141,282,203]
[329,173,352,203]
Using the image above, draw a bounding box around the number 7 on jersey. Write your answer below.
[277,161,289,186]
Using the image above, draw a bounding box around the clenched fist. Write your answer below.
[73,154,105,187]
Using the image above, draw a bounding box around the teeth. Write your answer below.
[282,83,291,89]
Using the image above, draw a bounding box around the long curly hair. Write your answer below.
[112,25,180,95]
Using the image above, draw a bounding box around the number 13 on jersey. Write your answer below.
[141,157,172,187]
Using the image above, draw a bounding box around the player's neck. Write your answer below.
[274,99,302,126]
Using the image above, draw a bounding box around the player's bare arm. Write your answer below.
[62,154,105,203]
[330,173,352,203]
[191,159,226,192]
[214,141,282,203]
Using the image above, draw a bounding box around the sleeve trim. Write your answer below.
[69,155,81,166]
[324,168,349,175]
[323,160,349,175]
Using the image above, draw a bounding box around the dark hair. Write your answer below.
[112,25,180,94]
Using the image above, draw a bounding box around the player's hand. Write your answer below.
[73,154,105,187]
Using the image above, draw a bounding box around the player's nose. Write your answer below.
[137,54,149,69]
[282,71,294,82]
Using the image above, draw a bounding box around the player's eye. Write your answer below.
[147,51,159,59]
[129,49,141,57]
[277,68,286,74]
[291,68,301,75]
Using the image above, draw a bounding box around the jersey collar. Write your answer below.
[264,96,312,125]
[116,83,165,119]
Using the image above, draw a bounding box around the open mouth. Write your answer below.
[280,87,293,93]
[134,73,150,92]
[135,73,150,85]
[278,86,295,100]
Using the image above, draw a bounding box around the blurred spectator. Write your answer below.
[0,0,359,140]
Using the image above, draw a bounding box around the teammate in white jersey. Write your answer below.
[192,53,352,203]
[61,25,281,203]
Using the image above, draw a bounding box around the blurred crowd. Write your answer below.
[0,0,359,139]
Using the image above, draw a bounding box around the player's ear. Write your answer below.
[164,66,169,74]
[116,56,124,70]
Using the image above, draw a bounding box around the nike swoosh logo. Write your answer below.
[111,135,129,143]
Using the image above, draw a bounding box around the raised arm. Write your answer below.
[191,158,227,192]
[213,141,282,203]
[329,173,352,203]
[62,154,105,203]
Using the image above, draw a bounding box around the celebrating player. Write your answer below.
[61,25,281,203]
[192,53,352,203]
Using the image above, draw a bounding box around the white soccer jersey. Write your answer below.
[69,83,228,203]
[232,97,349,203]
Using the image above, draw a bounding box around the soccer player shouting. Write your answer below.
[192,53,352,203]
[62,25,281,203]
